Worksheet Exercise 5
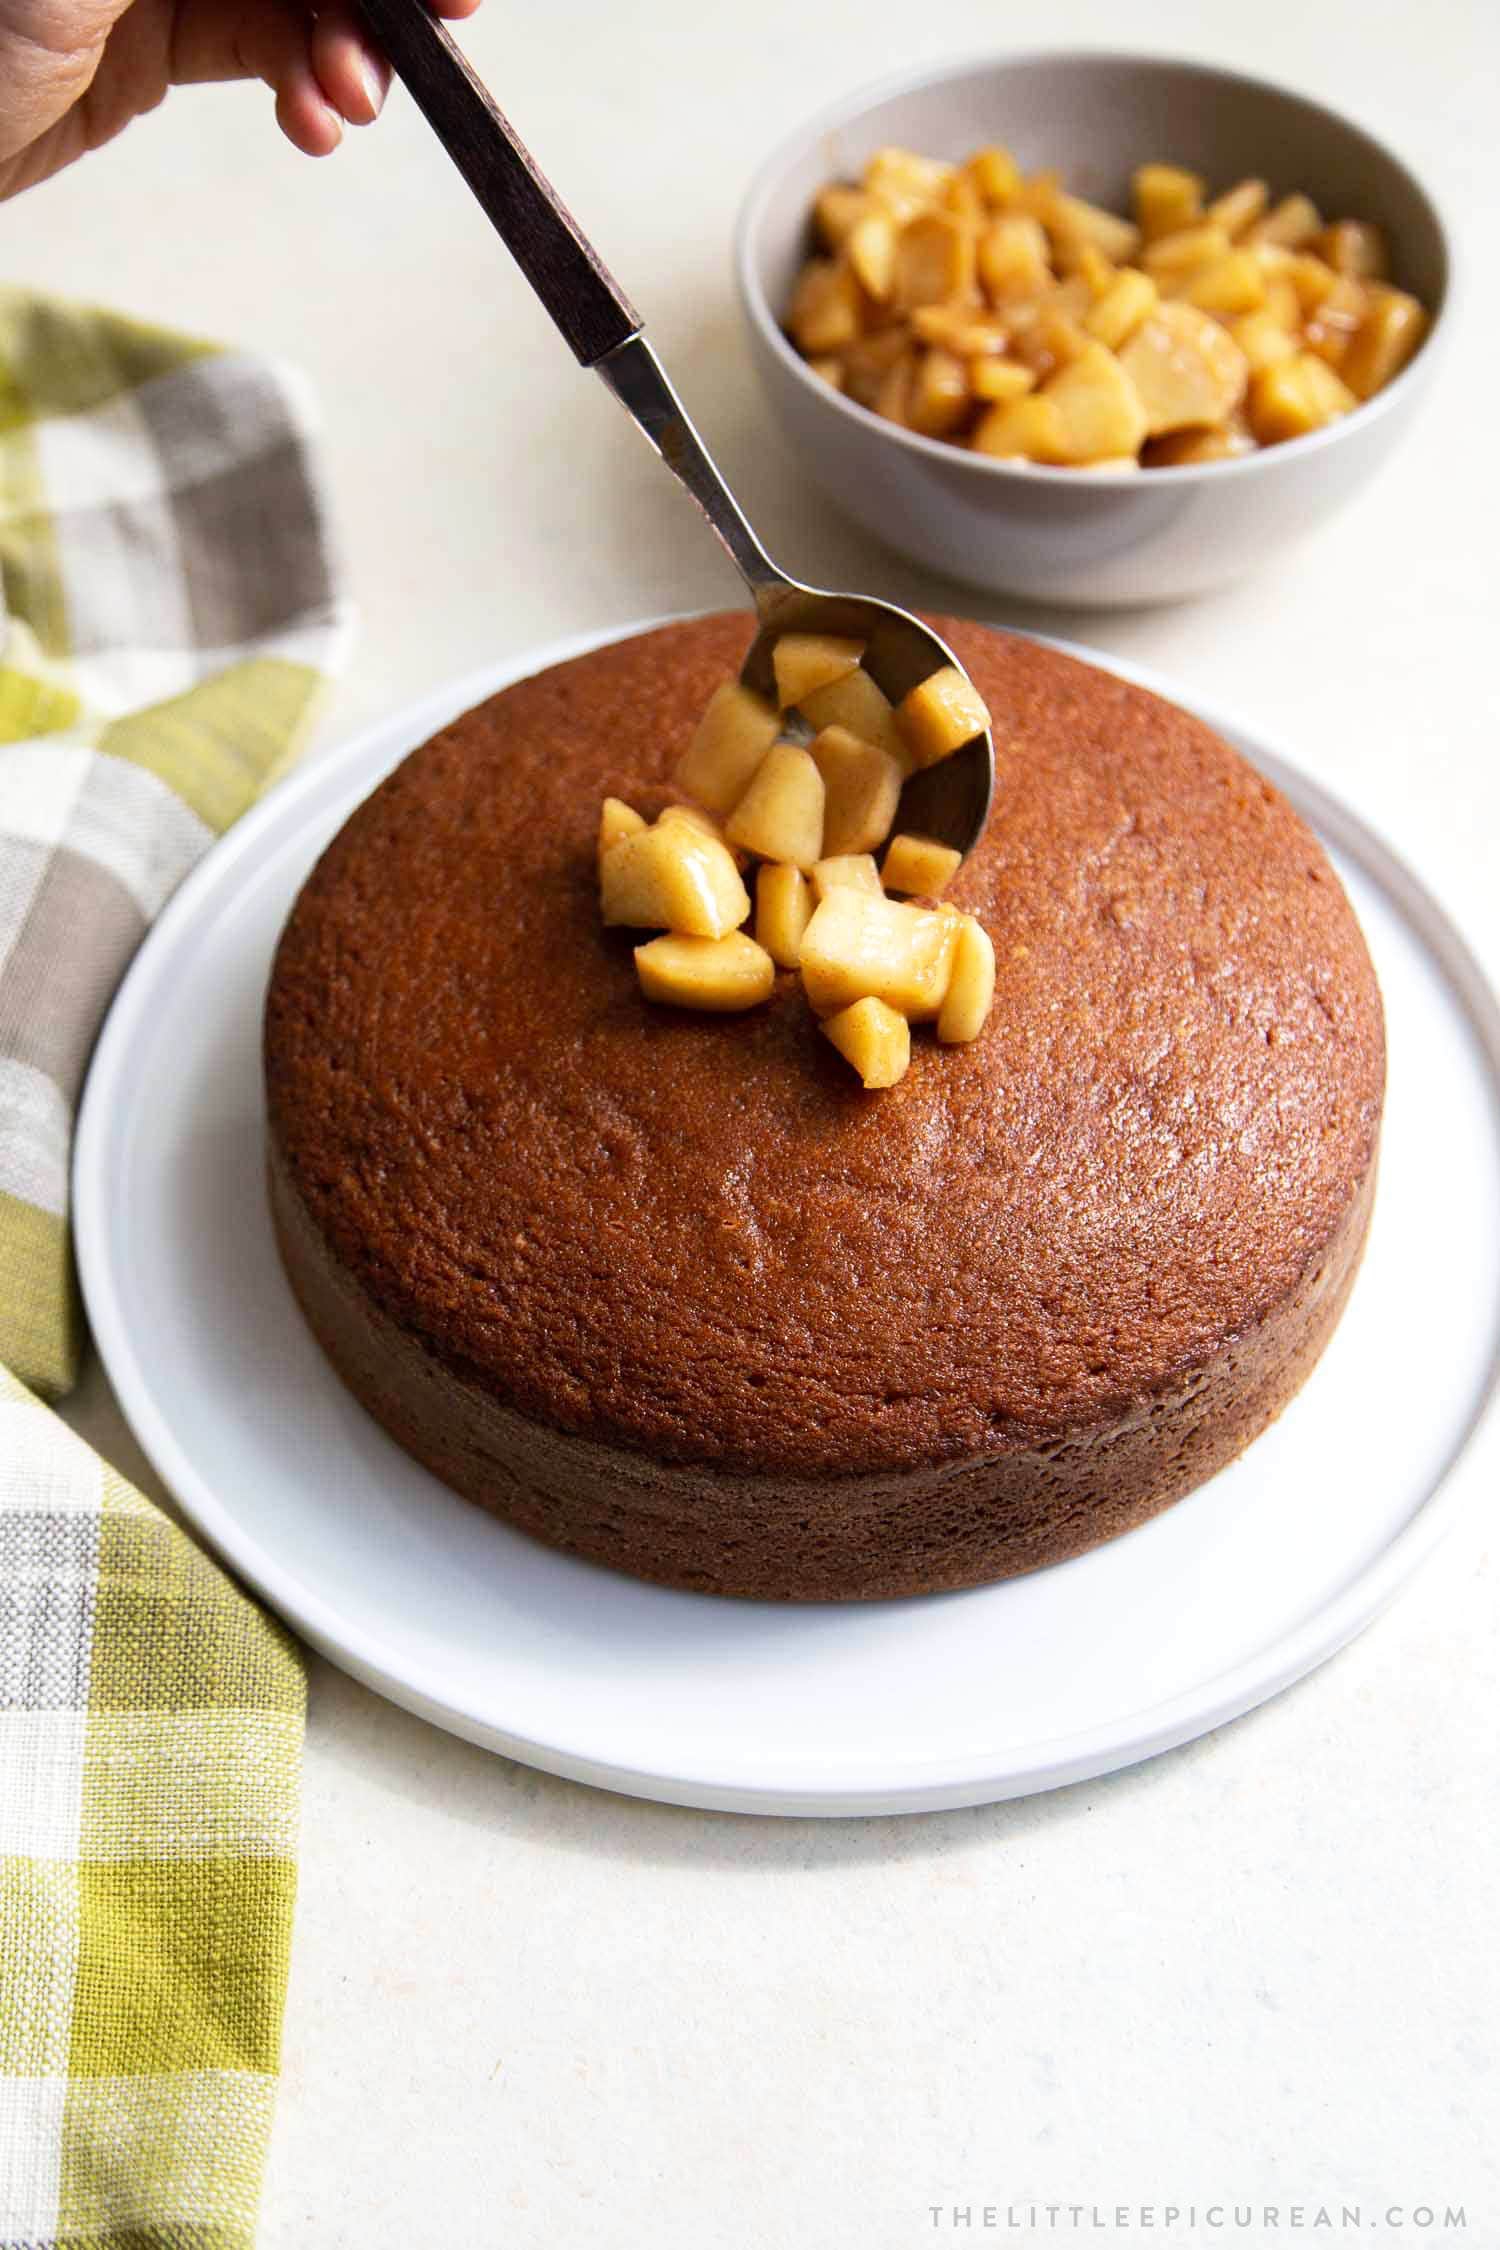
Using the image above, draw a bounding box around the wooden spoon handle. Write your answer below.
[356,0,641,366]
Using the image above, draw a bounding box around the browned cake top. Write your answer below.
[264,615,1384,1477]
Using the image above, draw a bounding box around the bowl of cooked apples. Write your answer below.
[734,52,1452,606]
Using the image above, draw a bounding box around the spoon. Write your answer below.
[354,0,995,859]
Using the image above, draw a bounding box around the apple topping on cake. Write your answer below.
[800,888,961,1021]
[755,863,814,969]
[810,725,904,857]
[811,853,884,902]
[820,996,911,1089]
[598,796,646,863]
[673,681,781,814]
[895,665,993,769]
[796,666,910,771]
[771,632,865,708]
[724,741,826,869]
[882,832,962,897]
[634,931,777,1012]
[937,915,997,1044]
[598,636,998,1081]
[599,818,750,939]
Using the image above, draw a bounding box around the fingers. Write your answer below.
[247,3,343,156]
[172,0,484,156]
[171,0,339,150]
[309,6,388,126]
[276,63,344,155]
[313,0,481,126]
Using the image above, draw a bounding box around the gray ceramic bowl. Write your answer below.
[734,51,1453,608]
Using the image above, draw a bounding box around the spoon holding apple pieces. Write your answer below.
[355,0,996,859]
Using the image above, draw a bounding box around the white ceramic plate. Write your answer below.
[74,622,1500,1817]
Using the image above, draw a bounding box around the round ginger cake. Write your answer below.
[264,615,1384,1600]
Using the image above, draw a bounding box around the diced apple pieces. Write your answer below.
[787,260,863,355]
[600,822,750,940]
[1084,268,1157,349]
[809,724,903,857]
[813,183,873,251]
[1229,308,1298,374]
[658,802,726,842]
[812,854,883,902]
[1009,302,1088,377]
[598,797,646,863]
[605,670,997,1079]
[846,210,898,302]
[724,742,826,870]
[966,144,1021,208]
[772,632,865,708]
[634,932,776,1013]
[865,146,955,221]
[978,214,1053,301]
[1072,243,1115,297]
[799,889,960,1022]
[1247,353,1357,443]
[895,212,976,311]
[657,802,751,870]
[1049,191,1142,266]
[1042,340,1148,463]
[1285,252,1340,315]
[971,392,1071,460]
[1143,423,1254,466]
[1206,178,1269,240]
[755,863,812,969]
[872,351,915,427]
[1261,273,1304,331]
[1317,220,1388,280]
[1301,273,1367,367]
[896,665,992,770]
[1132,164,1204,242]
[970,358,1036,404]
[796,667,909,771]
[937,916,996,1044]
[785,145,1428,475]
[1117,302,1249,435]
[1177,250,1266,317]
[1341,287,1427,401]
[883,832,961,897]
[674,682,781,816]
[1142,222,1232,282]
[908,348,971,438]
[912,305,1010,356]
[821,996,911,1089]
[1245,193,1322,249]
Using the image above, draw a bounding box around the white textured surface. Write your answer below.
[25,0,1499,2239]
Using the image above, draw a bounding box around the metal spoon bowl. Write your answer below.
[598,337,995,857]
[356,0,996,861]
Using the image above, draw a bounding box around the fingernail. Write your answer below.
[359,51,387,118]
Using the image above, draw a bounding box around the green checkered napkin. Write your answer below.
[1,288,350,2247]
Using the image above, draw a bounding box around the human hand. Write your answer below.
[0,0,478,198]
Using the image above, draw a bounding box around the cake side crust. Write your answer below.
[268,1135,1376,1601]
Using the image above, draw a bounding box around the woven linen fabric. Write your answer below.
[1,1366,305,2250]
[0,283,351,1396]
[0,288,349,2246]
